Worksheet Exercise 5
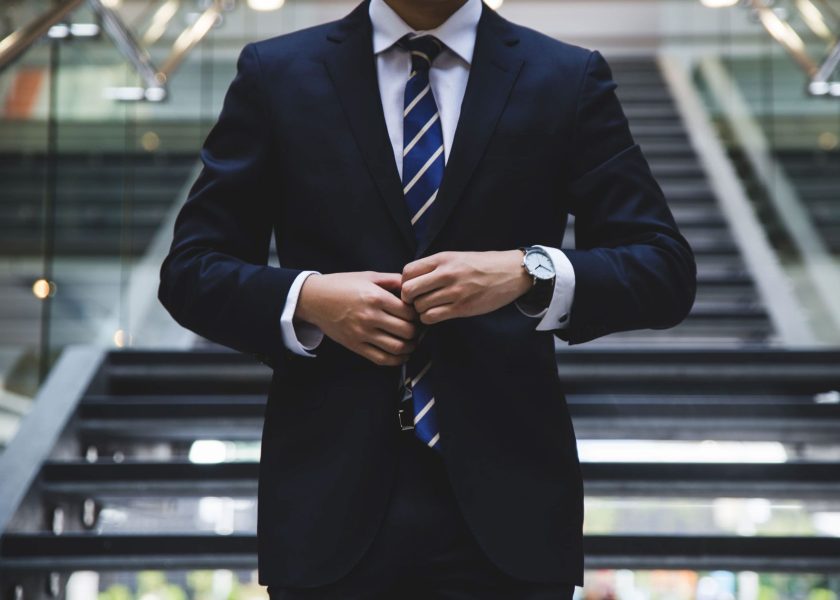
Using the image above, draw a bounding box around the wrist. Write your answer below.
[509,249,533,299]
[294,273,324,327]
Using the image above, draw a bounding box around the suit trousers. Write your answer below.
[267,429,577,599]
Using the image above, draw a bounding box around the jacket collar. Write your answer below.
[369,0,482,65]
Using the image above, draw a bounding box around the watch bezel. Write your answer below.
[521,246,556,282]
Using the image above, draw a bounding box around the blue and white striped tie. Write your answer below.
[399,33,445,453]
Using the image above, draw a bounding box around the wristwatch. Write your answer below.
[518,246,555,309]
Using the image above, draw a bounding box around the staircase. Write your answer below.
[2,348,840,598]
[0,152,197,257]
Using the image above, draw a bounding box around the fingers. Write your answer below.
[369,271,403,294]
[376,287,418,322]
[354,326,414,367]
[360,342,411,367]
[368,330,416,355]
[413,287,458,314]
[401,269,451,303]
[376,313,418,341]
[369,271,422,319]
[419,304,454,325]
[401,254,442,283]
[350,264,459,367]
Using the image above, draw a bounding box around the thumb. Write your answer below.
[369,271,403,293]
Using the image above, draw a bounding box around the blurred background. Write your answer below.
[0,0,839,598]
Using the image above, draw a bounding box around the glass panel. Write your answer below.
[0,0,235,448]
[0,0,58,445]
[683,0,840,343]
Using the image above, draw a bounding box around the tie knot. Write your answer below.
[397,34,444,72]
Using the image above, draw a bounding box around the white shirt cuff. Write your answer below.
[515,245,575,331]
[280,271,324,357]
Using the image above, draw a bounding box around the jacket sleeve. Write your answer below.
[158,43,303,368]
[555,50,697,345]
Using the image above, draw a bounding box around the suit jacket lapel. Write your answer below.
[323,0,417,255]
[415,5,523,258]
[322,1,524,259]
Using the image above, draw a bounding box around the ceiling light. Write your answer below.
[809,80,830,95]
[104,86,145,101]
[32,279,55,299]
[69,23,100,37]
[144,86,167,102]
[47,24,69,38]
[113,329,131,348]
[699,0,738,7]
[248,0,285,11]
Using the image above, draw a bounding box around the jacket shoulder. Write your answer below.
[248,19,338,64]
[508,20,594,67]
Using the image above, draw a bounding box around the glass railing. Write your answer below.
[743,0,840,95]
[0,0,261,445]
[0,1,355,419]
[652,0,840,346]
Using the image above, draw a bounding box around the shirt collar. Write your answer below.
[369,0,482,65]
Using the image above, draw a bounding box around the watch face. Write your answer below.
[525,250,555,280]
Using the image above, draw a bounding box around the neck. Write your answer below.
[383,0,469,30]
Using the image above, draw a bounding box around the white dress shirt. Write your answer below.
[279,0,576,356]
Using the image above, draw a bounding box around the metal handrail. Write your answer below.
[0,0,85,72]
[158,0,222,81]
[88,0,168,101]
[812,37,840,92]
[747,0,820,77]
[746,0,840,96]
[797,0,837,44]
[0,0,223,101]
[0,346,104,537]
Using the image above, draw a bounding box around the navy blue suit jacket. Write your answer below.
[159,0,696,588]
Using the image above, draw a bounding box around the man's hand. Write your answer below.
[401,250,533,325]
[295,271,419,366]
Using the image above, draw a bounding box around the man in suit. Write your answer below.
[158,0,696,595]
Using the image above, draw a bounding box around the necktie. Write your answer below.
[399,33,445,453]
